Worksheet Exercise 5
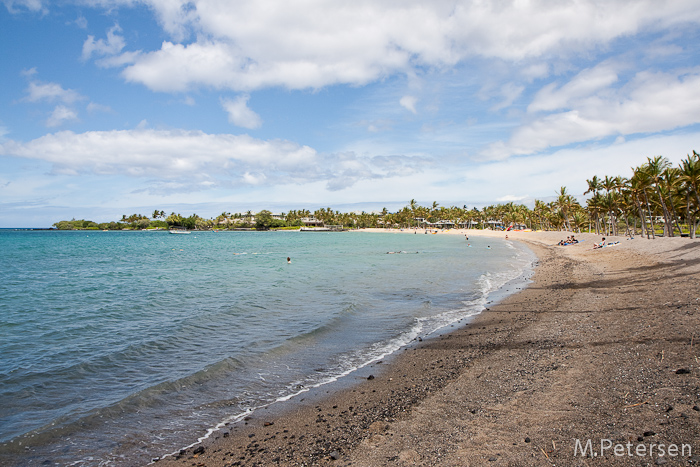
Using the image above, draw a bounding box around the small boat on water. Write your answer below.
[169,228,191,234]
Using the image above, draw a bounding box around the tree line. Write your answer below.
[53,152,700,238]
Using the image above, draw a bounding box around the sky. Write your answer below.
[2,0,700,227]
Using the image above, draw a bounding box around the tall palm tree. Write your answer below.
[599,176,618,235]
[680,151,700,205]
[584,176,602,233]
[533,200,548,231]
[555,186,574,231]
[660,167,684,236]
[631,165,655,238]
[586,193,604,234]
[679,151,700,238]
[644,156,674,236]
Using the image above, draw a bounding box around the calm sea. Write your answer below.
[0,229,534,466]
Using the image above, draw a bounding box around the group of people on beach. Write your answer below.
[556,235,624,249]
[557,236,579,246]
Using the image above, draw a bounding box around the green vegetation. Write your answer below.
[52,152,700,238]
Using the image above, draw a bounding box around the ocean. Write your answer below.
[0,229,535,466]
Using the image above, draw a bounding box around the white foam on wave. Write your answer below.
[156,316,428,463]
[158,238,537,463]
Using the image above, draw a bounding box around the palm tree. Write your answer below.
[571,211,588,233]
[631,165,655,238]
[584,176,602,233]
[661,167,684,236]
[533,200,548,231]
[408,199,418,227]
[679,151,700,207]
[599,176,619,235]
[679,151,700,238]
[555,186,574,231]
[644,156,674,236]
[586,194,604,234]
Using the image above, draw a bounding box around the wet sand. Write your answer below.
[155,230,700,466]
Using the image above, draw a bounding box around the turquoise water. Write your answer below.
[0,229,534,466]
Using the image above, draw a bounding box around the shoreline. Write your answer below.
[155,230,700,466]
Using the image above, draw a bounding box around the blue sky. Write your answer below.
[2,0,700,227]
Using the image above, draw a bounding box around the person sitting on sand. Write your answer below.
[593,237,606,249]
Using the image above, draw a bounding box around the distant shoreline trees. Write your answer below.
[52,152,700,238]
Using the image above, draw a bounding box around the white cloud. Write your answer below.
[242,171,266,185]
[0,129,430,191]
[521,63,550,81]
[221,95,262,129]
[490,83,525,111]
[528,62,622,113]
[3,0,46,14]
[496,194,529,202]
[86,102,113,114]
[73,15,87,29]
[106,0,700,93]
[46,105,78,127]
[142,0,198,42]
[399,95,417,114]
[21,67,37,77]
[483,67,700,159]
[82,23,126,60]
[364,119,394,133]
[466,132,700,203]
[96,50,141,68]
[24,81,84,104]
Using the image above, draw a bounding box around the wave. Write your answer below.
[1,231,537,466]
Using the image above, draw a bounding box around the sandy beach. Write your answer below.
[155,229,700,466]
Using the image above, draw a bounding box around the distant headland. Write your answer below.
[51,153,700,238]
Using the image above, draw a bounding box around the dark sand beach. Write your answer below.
[155,230,700,466]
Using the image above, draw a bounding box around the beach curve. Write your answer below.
[154,229,700,466]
